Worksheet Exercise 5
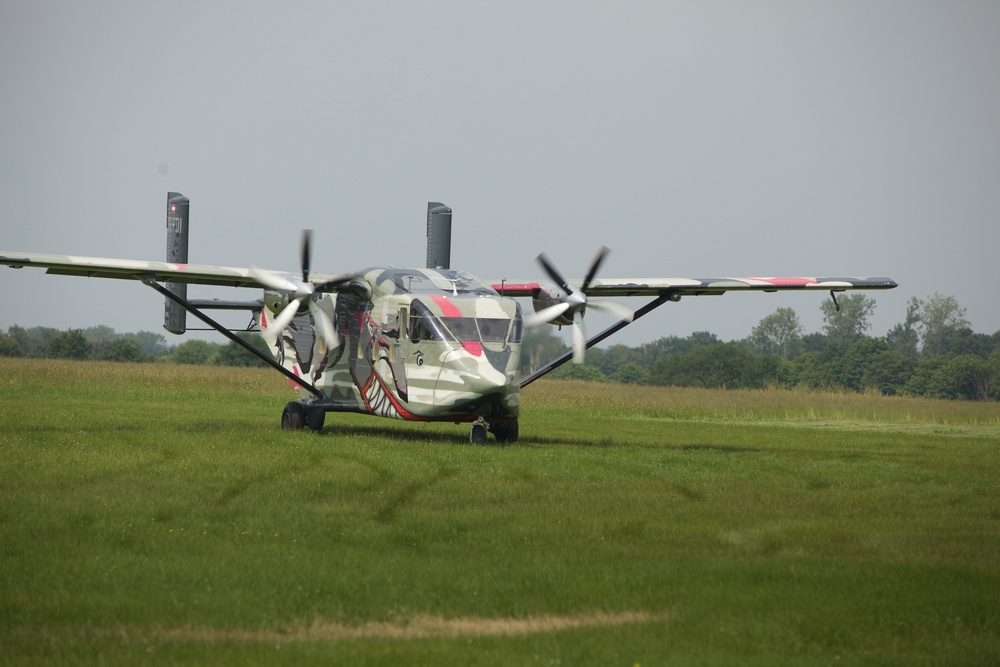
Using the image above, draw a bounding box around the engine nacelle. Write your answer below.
[531,284,576,327]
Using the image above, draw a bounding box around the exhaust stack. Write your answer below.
[426,202,452,270]
[163,192,189,334]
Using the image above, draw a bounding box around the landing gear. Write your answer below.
[306,408,326,431]
[470,419,519,444]
[281,401,326,432]
[490,420,519,444]
[470,420,488,445]
[281,402,305,430]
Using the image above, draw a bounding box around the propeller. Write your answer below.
[525,246,634,363]
[253,230,344,351]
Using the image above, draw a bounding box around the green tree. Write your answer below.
[919,294,971,357]
[801,332,829,354]
[7,325,60,357]
[902,356,947,398]
[786,342,850,391]
[170,339,220,365]
[821,294,876,346]
[886,297,921,360]
[748,307,804,359]
[837,338,915,395]
[650,343,777,390]
[943,328,994,359]
[100,338,147,363]
[927,355,994,400]
[81,325,118,345]
[214,335,270,367]
[553,363,607,382]
[639,332,721,369]
[48,329,90,360]
[520,329,569,375]
[591,344,642,378]
[0,330,24,357]
[128,331,170,358]
[613,361,650,385]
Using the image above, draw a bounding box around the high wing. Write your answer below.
[0,251,351,290]
[494,266,897,384]
[494,276,898,297]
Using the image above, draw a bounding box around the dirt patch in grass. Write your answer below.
[141,610,671,643]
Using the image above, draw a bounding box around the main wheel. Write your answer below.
[305,408,326,432]
[490,420,519,444]
[281,401,306,430]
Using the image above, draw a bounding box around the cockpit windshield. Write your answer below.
[408,300,523,345]
[442,317,514,343]
[408,300,454,343]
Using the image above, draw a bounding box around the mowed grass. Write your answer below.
[1,359,998,666]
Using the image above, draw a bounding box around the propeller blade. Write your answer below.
[262,298,302,346]
[301,229,313,283]
[581,246,609,292]
[571,312,587,364]
[308,300,340,351]
[312,271,363,292]
[587,299,635,323]
[249,267,299,293]
[536,253,574,295]
[523,302,571,328]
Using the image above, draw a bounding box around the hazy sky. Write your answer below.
[2,1,998,348]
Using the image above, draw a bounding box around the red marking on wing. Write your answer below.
[756,278,818,286]
[492,282,540,295]
[462,341,483,357]
[430,295,462,317]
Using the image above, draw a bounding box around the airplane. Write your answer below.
[0,193,897,444]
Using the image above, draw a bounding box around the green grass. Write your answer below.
[1,359,998,665]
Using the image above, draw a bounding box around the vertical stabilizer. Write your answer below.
[426,202,452,270]
[163,192,189,334]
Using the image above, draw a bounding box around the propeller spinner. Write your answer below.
[525,246,634,363]
[254,230,341,351]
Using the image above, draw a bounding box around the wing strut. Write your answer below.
[520,292,676,388]
[143,276,326,400]
[829,289,842,312]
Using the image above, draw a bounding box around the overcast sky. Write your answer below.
[2,1,998,348]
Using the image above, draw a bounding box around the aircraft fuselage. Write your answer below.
[261,266,523,424]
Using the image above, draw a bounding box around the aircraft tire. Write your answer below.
[470,423,488,445]
[281,402,306,430]
[306,408,326,432]
[490,420,519,444]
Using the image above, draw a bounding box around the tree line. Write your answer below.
[539,292,1000,402]
[0,325,269,368]
[2,292,998,401]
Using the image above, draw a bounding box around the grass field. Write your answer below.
[1,358,998,666]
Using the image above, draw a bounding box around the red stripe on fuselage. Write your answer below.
[430,295,462,317]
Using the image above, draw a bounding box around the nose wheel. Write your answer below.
[470,419,519,444]
[281,401,326,432]
[470,421,488,445]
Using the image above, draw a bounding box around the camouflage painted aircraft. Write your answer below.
[0,194,897,443]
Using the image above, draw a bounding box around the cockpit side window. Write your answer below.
[408,300,452,343]
[509,304,524,343]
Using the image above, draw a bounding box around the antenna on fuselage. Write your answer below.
[163,192,189,334]
[426,202,452,270]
